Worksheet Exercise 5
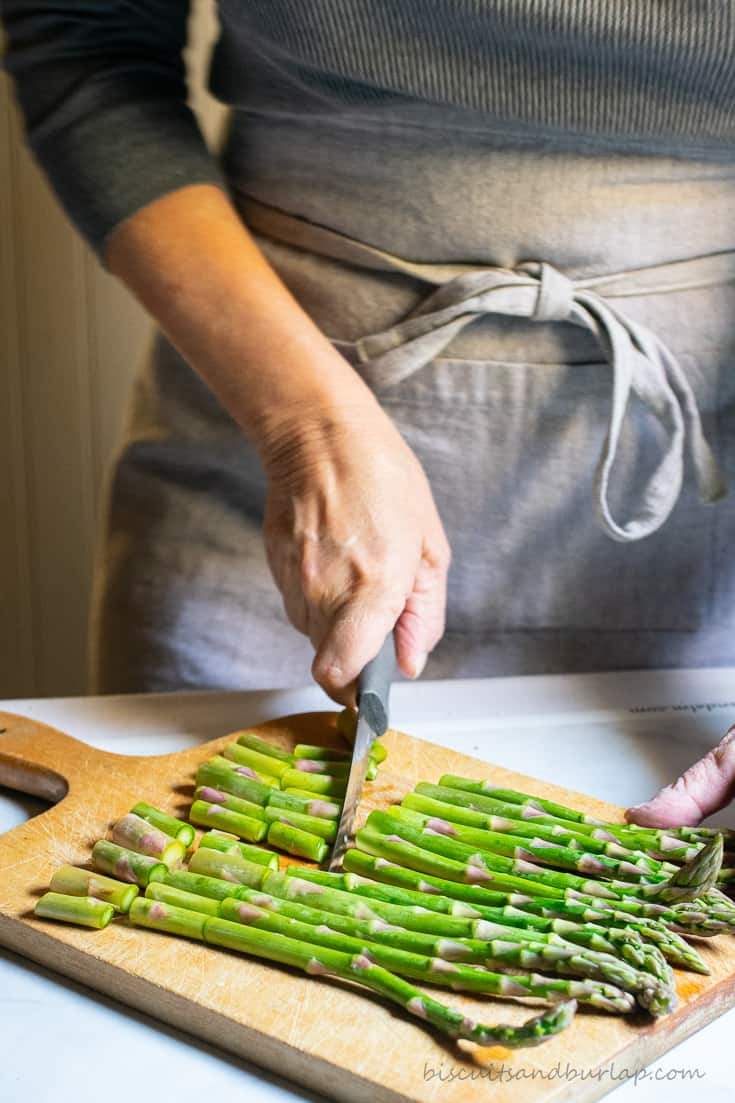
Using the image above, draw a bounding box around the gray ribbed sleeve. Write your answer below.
[1,1,226,258]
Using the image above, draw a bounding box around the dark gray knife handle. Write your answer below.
[357,633,396,737]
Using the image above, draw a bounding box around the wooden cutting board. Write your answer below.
[1,708,734,1103]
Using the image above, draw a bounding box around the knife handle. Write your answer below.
[357,633,396,737]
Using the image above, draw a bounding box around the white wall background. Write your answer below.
[0,2,226,698]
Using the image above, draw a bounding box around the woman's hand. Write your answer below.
[261,402,451,705]
[625,725,735,827]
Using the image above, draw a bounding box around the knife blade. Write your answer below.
[327,633,396,871]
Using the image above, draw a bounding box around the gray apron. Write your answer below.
[88,137,735,692]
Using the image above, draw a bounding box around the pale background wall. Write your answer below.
[0,2,227,698]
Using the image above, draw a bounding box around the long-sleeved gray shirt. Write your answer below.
[3,2,735,257]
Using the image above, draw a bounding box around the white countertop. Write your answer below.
[2,668,735,1103]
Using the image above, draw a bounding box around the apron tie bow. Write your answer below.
[237,195,730,543]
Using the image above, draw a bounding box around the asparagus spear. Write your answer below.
[224,742,292,779]
[266,791,341,820]
[266,821,328,862]
[130,802,195,847]
[35,891,114,929]
[263,806,337,842]
[92,840,167,887]
[188,846,268,888]
[145,882,221,916]
[218,897,634,1013]
[205,914,579,1043]
[197,831,280,868]
[189,799,267,842]
[49,865,138,913]
[111,813,186,865]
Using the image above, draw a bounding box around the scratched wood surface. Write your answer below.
[1,708,734,1103]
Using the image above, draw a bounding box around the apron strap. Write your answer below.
[237,194,731,543]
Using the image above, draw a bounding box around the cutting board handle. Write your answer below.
[0,710,88,802]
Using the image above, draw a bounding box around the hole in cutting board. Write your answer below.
[0,786,52,833]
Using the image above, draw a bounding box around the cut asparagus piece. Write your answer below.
[189,799,267,842]
[111,813,186,865]
[193,787,268,822]
[130,802,195,847]
[145,882,220,916]
[162,869,253,902]
[294,743,351,761]
[195,761,273,805]
[266,790,341,820]
[294,758,350,778]
[369,741,387,765]
[130,896,207,939]
[206,753,282,788]
[197,831,280,868]
[267,821,328,862]
[235,733,294,762]
[92,840,167,887]
[188,846,268,888]
[219,897,633,1013]
[263,806,337,842]
[205,914,578,1043]
[280,769,347,797]
[336,707,357,742]
[224,742,291,779]
[49,865,138,913]
[35,891,114,929]
[285,787,345,803]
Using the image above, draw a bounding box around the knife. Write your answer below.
[327,633,396,871]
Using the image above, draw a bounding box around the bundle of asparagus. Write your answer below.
[31,724,735,1054]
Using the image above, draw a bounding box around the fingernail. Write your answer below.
[410,652,428,679]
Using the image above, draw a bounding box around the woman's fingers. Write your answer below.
[310,532,450,703]
[311,590,404,705]
[625,726,735,827]
[394,539,451,679]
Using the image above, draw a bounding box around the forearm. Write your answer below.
[104,184,379,463]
